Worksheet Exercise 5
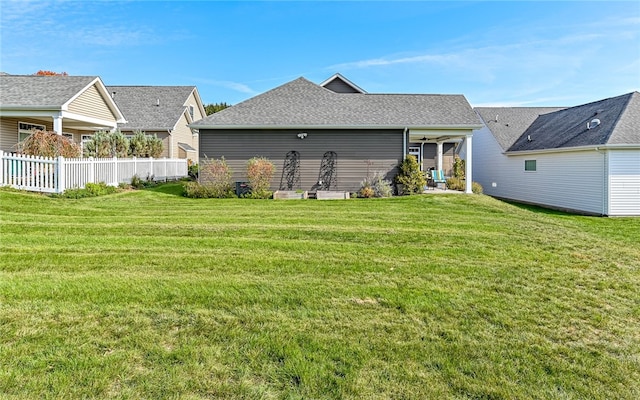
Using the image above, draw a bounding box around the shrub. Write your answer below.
[54,182,118,198]
[359,172,393,198]
[194,157,235,198]
[453,155,465,179]
[182,181,235,198]
[394,155,426,195]
[17,130,81,158]
[246,157,274,199]
[472,181,484,194]
[128,130,163,158]
[445,177,484,194]
[446,177,465,191]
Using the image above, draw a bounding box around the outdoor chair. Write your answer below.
[429,169,447,190]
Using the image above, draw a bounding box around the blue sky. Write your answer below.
[1,1,639,107]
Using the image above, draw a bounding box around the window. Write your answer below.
[189,105,195,119]
[18,121,46,142]
[525,160,537,171]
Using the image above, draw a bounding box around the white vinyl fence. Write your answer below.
[0,151,188,193]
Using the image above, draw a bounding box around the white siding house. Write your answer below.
[473,93,640,216]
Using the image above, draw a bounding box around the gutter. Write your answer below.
[187,123,484,130]
[504,143,640,156]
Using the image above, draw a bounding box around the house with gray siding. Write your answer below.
[473,92,640,216]
[107,86,206,162]
[190,74,482,193]
[0,75,125,153]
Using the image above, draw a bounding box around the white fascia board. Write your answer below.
[0,109,61,117]
[190,124,484,130]
[190,87,207,117]
[503,144,640,156]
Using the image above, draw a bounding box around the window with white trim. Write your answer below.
[525,160,537,171]
[18,121,46,142]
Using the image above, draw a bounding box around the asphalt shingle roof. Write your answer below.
[475,107,565,150]
[191,77,481,129]
[0,75,98,107]
[476,92,640,152]
[106,86,196,131]
[508,92,639,151]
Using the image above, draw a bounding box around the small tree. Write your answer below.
[17,130,80,158]
[394,155,426,195]
[129,130,148,157]
[453,155,465,179]
[246,157,274,199]
[84,130,117,158]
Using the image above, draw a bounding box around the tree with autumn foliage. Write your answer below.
[34,70,68,76]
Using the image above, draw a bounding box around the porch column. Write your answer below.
[436,141,443,171]
[465,134,473,194]
[53,113,63,135]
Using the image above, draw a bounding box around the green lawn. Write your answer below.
[1,184,639,399]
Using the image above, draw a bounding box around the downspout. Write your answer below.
[168,129,173,158]
[420,141,425,172]
[595,147,607,216]
[403,127,408,159]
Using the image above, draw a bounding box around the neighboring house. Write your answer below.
[106,86,206,163]
[0,75,125,153]
[473,92,640,216]
[190,74,482,193]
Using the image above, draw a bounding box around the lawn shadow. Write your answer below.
[502,200,599,217]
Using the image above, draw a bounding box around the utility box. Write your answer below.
[235,181,251,197]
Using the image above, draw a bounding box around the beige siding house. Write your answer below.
[0,75,125,152]
[106,86,206,163]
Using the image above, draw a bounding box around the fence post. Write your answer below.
[56,156,65,193]
[150,157,154,181]
[112,156,118,186]
[0,151,4,187]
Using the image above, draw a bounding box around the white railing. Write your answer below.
[0,151,188,193]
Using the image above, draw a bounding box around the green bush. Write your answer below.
[182,181,235,198]
[246,157,274,199]
[83,130,129,158]
[446,177,484,194]
[472,181,484,194]
[453,155,465,179]
[446,177,465,191]
[394,155,426,195]
[54,182,118,198]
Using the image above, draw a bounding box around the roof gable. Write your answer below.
[320,73,366,94]
[107,86,200,131]
[192,76,481,129]
[508,92,638,152]
[0,75,125,122]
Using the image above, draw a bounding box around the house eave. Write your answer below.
[504,143,640,155]
[189,123,483,131]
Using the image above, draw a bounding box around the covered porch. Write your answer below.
[405,128,474,194]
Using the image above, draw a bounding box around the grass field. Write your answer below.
[1,183,639,399]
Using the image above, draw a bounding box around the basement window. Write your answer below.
[524,160,537,172]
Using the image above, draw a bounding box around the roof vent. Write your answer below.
[156,98,160,106]
[587,118,601,130]
[527,135,532,142]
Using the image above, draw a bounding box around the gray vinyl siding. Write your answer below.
[323,80,361,94]
[200,129,403,191]
[609,149,640,216]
